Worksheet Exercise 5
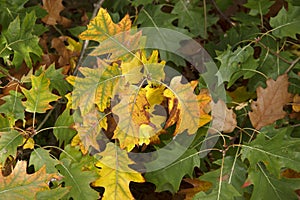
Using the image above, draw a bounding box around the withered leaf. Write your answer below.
[249,74,292,130]
[210,100,237,133]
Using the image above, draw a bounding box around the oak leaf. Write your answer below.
[0,161,59,199]
[79,8,142,60]
[210,100,237,133]
[249,74,292,130]
[164,77,211,135]
[93,143,144,200]
[66,61,121,115]
[121,50,166,85]
[42,0,71,26]
[112,86,166,151]
[21,72,60,113]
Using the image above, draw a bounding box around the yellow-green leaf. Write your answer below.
[0,161,59,199]
[66,61,121,115]
[21,72,60,113]
[112,86,166,151]
[79,8,142,60]
[93,143,144,200]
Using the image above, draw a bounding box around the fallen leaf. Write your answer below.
[211,100,237,133]
[249,74,292,130]
[42,0,72,27]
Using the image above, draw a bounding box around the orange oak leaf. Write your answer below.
[249,74,292,130]
[0,161,59,199]
[42,0,71,27]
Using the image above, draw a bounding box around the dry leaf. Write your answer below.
[178,178,212,200]
[42,0,72,27]
[249,74,292,130]
[210,100,237,133]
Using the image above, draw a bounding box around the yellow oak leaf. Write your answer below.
[164,77,211,135]
[93,143,144,200]
[112,86,166,151]
[79,8,131,42]
[79,8,142,60]
[66,61,121,114]
[121,50,166,85]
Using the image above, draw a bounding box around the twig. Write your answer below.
[73,0,106,75]
[209,0,235,27]
[36,102,58,131]
[285,56,300,74]
[258,41,292,65]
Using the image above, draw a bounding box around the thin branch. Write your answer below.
[209,0,235,27]
[258,41,292,65]
[285,56,300,74]
[73,0,106,75]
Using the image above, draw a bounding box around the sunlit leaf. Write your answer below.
[79,8,142,60]
[0,161,58,199]
[93,143,144,200]
[67,61,121,115]
[21,72,60,113]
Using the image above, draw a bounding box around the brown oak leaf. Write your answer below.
[249,74,292,130]
[210,100,237,133]
[42,0,72,27]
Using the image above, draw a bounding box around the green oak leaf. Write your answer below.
[241,127,300,176]
[0,11,43,68]
[243,0,274,16]
[216,45,258,87]
[21,72,60,113]
[53,108,77,147]
[29,148,60,174]
[0,130,23,163]
[248,163,300,200]
[56,158,98,200]
[270,4,300,39]
[36,187,70,200]
[194,156,246,199]
[0,90,25,126]
[145,142,200,193]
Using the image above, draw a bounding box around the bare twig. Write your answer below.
[285,56,300,74]
[73,0,106,75]
[258,41,292,65]
[210,0,235,27]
